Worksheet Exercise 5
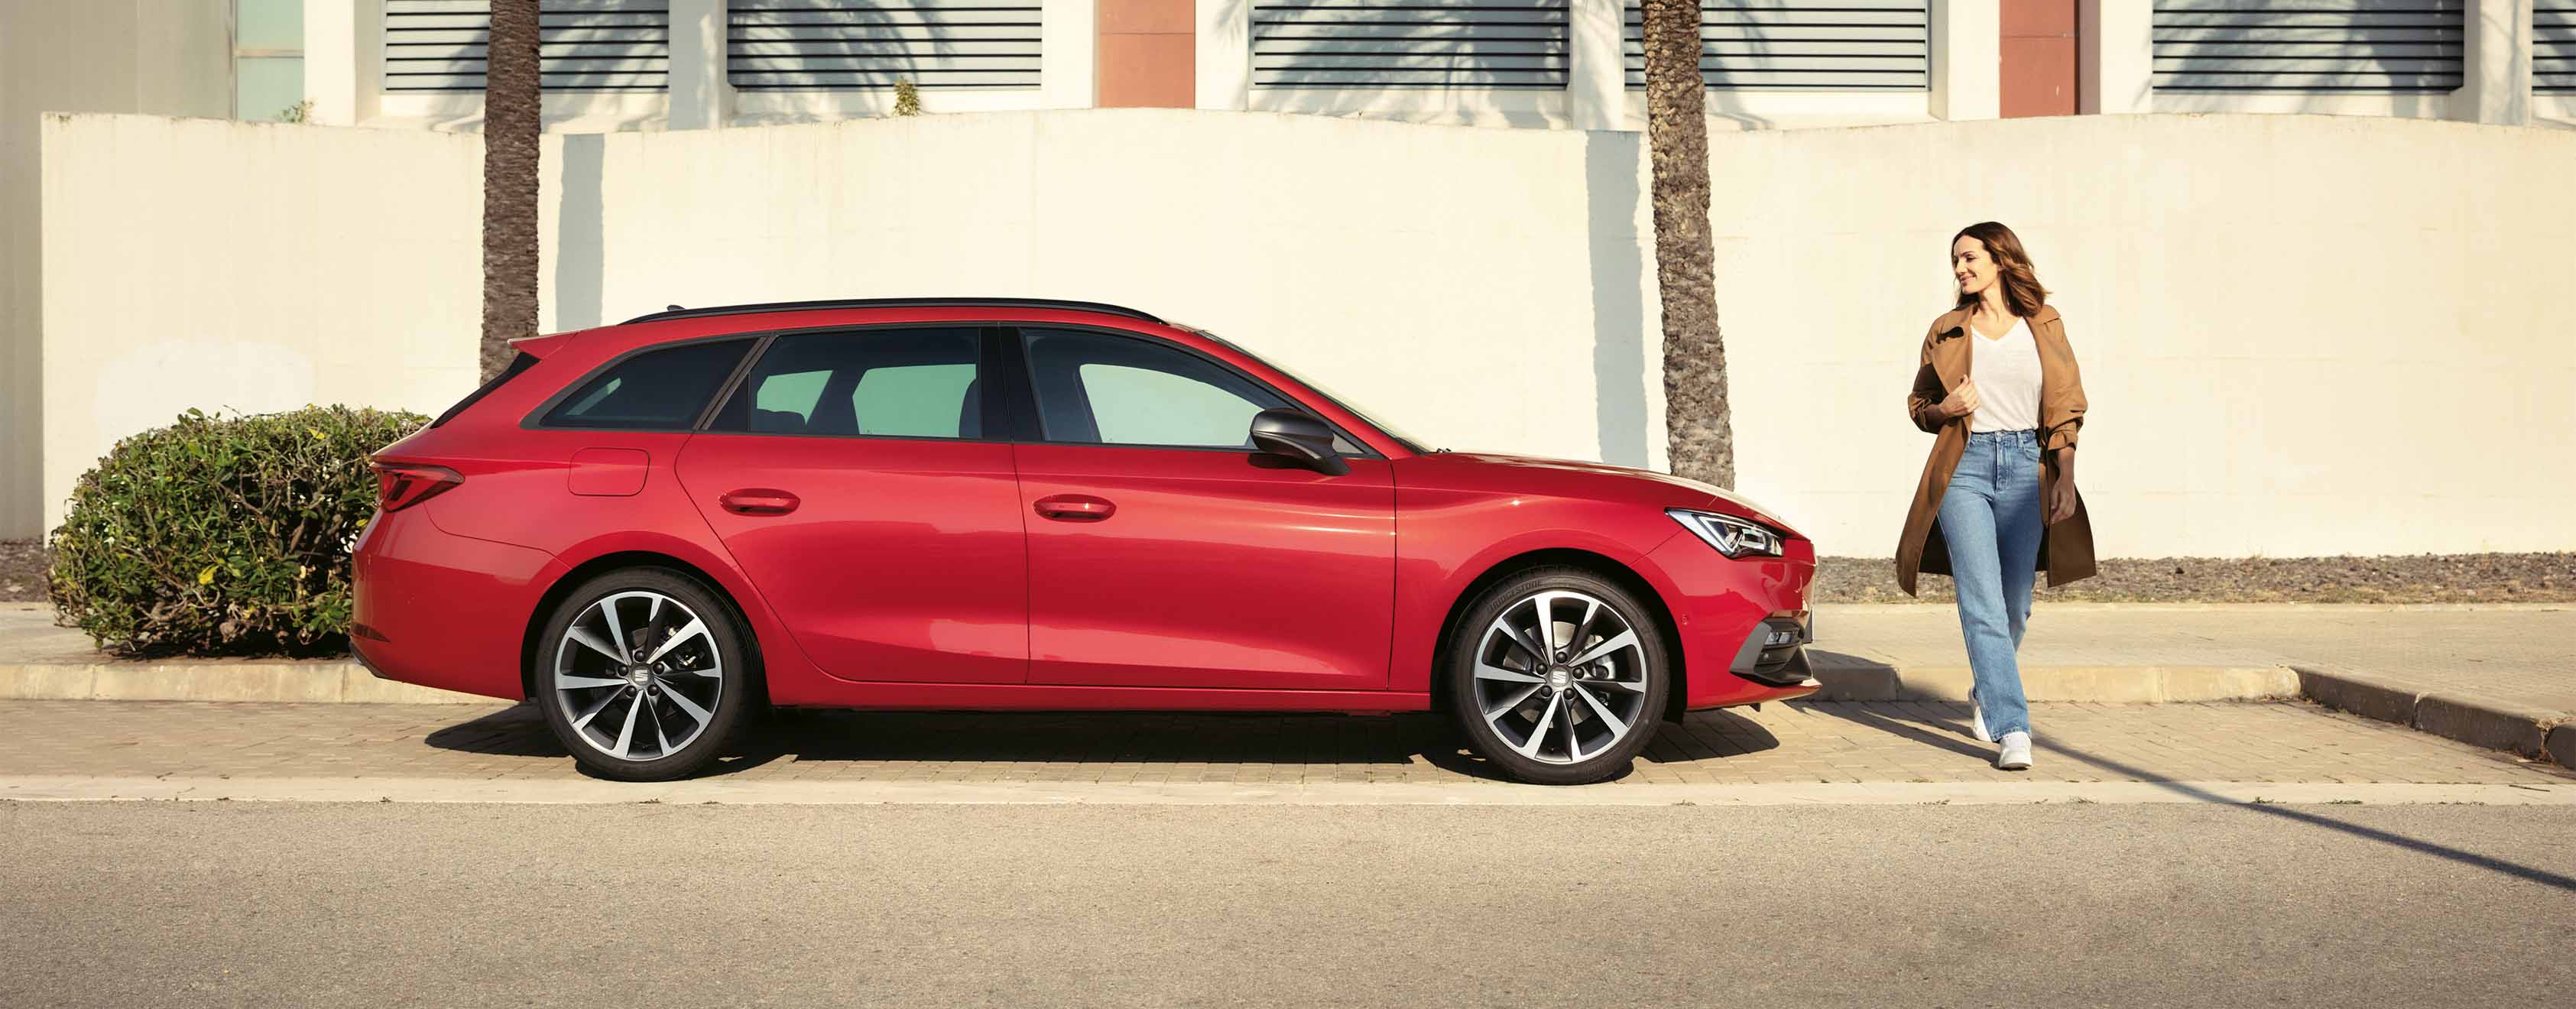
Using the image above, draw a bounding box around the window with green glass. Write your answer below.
[234,0,306,122]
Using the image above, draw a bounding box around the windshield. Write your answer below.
[1185,327,1434,453]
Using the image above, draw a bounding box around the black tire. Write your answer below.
[532,567,760,781]
[1445,566,1671,785]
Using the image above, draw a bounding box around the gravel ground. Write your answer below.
[0,542,43,604]
[7,540,2568,606]
[1816,552,2576,604]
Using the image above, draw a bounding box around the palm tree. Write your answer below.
[1640,0,1734,488]
[480,0,543,380]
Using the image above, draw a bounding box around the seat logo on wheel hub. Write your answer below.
[625,667,654,687]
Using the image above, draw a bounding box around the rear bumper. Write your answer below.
[351,508,560,700]
[1640,533,1822,711]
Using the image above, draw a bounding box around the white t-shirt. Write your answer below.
[1970,316,2042,433]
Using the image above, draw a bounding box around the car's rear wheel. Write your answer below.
[534,568,757,781]
[1446,567,1670,785]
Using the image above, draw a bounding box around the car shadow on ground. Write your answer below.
[420,702,1783,784]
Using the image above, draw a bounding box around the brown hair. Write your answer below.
[1951,222,2050,318]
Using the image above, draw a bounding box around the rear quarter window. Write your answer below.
[432,352,539,427]
[539,339,753,430]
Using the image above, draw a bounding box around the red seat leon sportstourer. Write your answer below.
[353,299,1818,784]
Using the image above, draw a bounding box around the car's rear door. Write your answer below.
[676,326,1027,684]
[1004,326,1395,692]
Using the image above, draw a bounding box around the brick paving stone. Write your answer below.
[0,699,2568,787]
[1818,603,2574,717]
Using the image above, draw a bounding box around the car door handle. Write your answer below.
[720,488,800,516]
[1033,494,1115,521]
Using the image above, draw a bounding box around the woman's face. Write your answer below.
[1952,236,1999,297]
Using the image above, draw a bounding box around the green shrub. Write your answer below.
[47,405,428,657]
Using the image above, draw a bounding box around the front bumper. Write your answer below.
[1727,611,1817,688]
[1640,530,1823,711]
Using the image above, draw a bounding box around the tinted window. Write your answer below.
[709,328,983,440]
[1021,329,1355,452]
[433,351,538,427]
[540,339,751,430]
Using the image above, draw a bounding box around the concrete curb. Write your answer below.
[2291,664,2573,765]
[1807,655,2300,703]
[0,660,488,704]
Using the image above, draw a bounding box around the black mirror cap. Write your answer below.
[1249,408,1349,475]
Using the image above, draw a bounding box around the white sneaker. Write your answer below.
[1970,699,1993,744]
[1997,732,2033,771]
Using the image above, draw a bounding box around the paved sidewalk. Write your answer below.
[9,602,2571,763]
[1822,603,2576,762]
[2,698,2565,794]
[1821,602,2574,715]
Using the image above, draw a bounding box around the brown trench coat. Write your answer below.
[1894,303,2097,597]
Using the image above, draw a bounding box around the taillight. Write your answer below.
[373,462,463,512]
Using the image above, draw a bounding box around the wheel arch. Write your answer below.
[1429,547,1689,725]
[518,550,769,704]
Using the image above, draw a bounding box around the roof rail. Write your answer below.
[620,297,1166,326]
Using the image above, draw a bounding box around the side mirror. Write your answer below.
[1249,409,1349,475]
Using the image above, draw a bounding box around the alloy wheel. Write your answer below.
[1469,589,1650,765]
[550,590,725,761]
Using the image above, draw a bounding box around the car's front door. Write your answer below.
[676,326,1027,684]
[1007,327,1395,692]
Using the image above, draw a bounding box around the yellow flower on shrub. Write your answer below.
[47,405,428,656]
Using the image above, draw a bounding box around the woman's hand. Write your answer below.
[1940,377,1981,419]
[2047,472,2078,524]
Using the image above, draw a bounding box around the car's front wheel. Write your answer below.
[534,568,757,781]
[1446,567,1671,785]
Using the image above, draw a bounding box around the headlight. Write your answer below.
[1666,508,1786,560]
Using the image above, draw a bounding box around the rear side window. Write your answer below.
[432,352,539,427]
[707,328,983,440]
[540,339,752,430]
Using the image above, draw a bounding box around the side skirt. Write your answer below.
[766,680,1432,714]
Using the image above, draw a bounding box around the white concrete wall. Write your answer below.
[37,109,2576,559]
[1705,113,2576,560]
[2,0,233,538]
[531,109,1649,470]
[39,115,485,534]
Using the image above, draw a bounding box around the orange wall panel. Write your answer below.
[2000,0,2078,118]
[1097,0,1196,108]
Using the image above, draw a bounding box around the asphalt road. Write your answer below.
[5,801,2571,1007]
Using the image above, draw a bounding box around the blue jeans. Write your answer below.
[1938,428,2044,739]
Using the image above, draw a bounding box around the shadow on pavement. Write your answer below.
[423,704,563,758]
[1803,702,1998,763]
[419,703,1782,784]
[2044,738,2576,891]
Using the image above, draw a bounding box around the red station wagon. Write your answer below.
[353,299,1819,784]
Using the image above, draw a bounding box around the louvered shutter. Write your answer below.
[1621,2,1929,91]
[2152,0,2464,92]
[1251,2,1571,90]
[2540,2,2576,94]
[384,1,671,92]
[727,1,1043,90]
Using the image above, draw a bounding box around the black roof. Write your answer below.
[621,298,1164,326]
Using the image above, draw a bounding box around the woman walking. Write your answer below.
[1894,222,2096,770]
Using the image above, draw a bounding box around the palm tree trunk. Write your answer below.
[1640,0,1734,489]
[479,0,543,381]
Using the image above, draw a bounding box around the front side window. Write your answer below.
[540,339,752,430]
[708,328,983,440]
[1021,329,1355,453]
